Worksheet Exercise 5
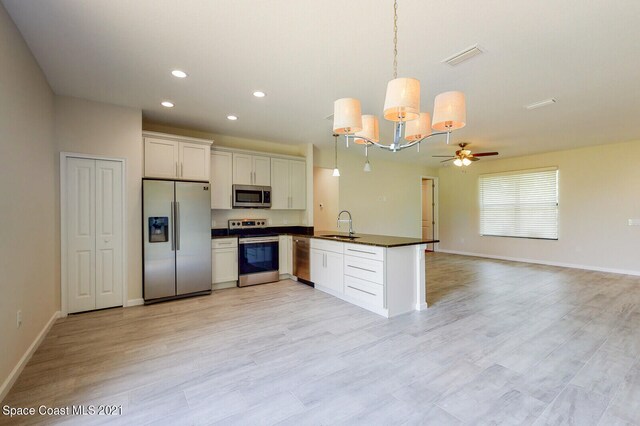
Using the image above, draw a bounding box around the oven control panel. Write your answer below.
[228,219,268,230]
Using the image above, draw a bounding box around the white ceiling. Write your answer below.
[4,0,640,166]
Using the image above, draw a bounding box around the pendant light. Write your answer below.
[332,134,340,177]
[363,144,372,172]
[332,0,467,158]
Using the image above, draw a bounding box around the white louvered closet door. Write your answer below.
[66,158,123,313]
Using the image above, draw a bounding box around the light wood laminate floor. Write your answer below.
[2,253,640,425]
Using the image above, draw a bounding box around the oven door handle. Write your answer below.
[239,237,280,244]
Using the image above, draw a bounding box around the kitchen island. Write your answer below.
[309,231,438,318]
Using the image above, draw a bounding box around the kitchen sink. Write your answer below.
[321,234,360,240]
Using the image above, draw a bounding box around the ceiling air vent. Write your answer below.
[525,98,557,110]
[443,45,483,66]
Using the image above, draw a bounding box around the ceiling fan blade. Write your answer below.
[432,155,455,158]
[440,158,455,163]
[469,156,480,161]
[471,152,499,157]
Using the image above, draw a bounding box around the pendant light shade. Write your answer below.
[383,78,420,122]
[404,112,432,141]
[432,91,466,131]
[363,160,372,172]
[354,115,380,144]
[462,157,471,166]
[332,168,341,177]
[453,158,463,167]
[333,98,363,134]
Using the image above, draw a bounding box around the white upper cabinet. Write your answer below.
[270,158,306,210]
[210,151,233,209]
[289,160,306,210]
[144,138,179,178]
[143,132,212,181]
[233,153,271,186]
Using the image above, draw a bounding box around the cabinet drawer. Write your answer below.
[212,238,238,249]
[344,243,384,261]
[311,238,344,254]
[344,275,383,308]
[344,255,384,284]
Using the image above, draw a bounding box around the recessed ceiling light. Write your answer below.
[524,98,557,110]
[171,70,187,78]
[161,101,174,108]
[253,91,266,98]
[227,115,238,121]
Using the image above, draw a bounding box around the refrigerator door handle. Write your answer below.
[175,201,181,250]
[170,201,176,251]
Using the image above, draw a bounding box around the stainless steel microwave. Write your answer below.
[232,185,271,208]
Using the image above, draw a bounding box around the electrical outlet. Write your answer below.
[628,219,640,226]
[212,220,217,227]
[283,219,288,225]
[17,310,22,328]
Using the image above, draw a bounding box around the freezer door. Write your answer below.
[143,180,176,300]
[175,182,212,295]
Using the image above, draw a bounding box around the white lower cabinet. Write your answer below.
[310,239,344,295]
[279,235,292,276]
[212,238,238,284]
[311,238,388,315]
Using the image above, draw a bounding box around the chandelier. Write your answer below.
[332,0,467,163]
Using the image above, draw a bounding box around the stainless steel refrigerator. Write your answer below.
[143,179,212,302]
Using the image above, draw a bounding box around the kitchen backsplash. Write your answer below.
[211,209,307,228]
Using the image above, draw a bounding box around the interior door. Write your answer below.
[67,158,96,313]
[175,182,212,295]
[95,160,123,309]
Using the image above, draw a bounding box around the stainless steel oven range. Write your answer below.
[229,219,280,287]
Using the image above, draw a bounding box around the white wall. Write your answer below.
[55,96,143,301]
[313,167,340,232]
[438,140,640,274]
[0,3,56,400]
[314,148,437,238]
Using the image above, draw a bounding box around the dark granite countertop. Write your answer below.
[307,231,438,248]
[211,227,436,248]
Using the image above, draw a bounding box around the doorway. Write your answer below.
[421,177,437,252]
[61,153,126,314]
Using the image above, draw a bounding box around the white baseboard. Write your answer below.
[126,298,144,307]
[212,281,237,290]
[437,249,640,277]
[1,310,61,403]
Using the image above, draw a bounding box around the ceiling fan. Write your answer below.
[433,142,499,166]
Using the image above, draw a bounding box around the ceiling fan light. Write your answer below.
[333,98,363,134]
[354,115,380,144]
[432,91,466,131]
[453,158,463,167]
[404,112,432,141]
[462,157,471,166]
[383,78,420,122]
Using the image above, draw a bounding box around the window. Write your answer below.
[479,167,558,240]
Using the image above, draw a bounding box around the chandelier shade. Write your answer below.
[383,78,420,122]
[432,91,466,131]
[354,115,380,144]
[404,112,431,141]
[333,98,363,134]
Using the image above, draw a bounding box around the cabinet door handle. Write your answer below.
[347,264,376,273]
[347,248,377,256]
[347,285,376,297]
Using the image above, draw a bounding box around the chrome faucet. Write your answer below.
[337,210,354,236]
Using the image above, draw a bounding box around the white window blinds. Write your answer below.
[479,167,558,240]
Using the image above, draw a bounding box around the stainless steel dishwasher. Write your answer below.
[293,237,312,286]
